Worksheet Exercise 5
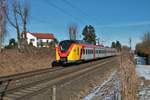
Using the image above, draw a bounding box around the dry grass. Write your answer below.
[118,51,138,100]
[0,48,54,76]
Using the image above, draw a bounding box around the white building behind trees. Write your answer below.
[23,32,55,47]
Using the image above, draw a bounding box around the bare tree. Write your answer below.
[142,32,150,53]
[69,23,77,40]
[136,32,150,64]
[5,0,29,49]
[0,0,6,52]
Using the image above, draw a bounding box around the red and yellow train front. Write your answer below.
[55,40,82,63]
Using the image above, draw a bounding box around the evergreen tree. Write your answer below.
[82,25,96,44]
[111,42,116,48]
[111,41,122,51]
[116,41,121,51]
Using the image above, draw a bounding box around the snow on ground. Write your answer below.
[135,55,150,80]
[136,65,150,100]
[135,56,150,100]
[134,55,146,65]
[83,71,121,100]
[83,56,150,100]
[136,65,150,80]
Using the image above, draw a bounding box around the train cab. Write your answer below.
[55,40,82,64]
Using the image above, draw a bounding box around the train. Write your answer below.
[52,40,117,66]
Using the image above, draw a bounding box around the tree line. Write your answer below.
[111,41,122,51]
[0,0,6,52]
[136,32,150,64]
[72,24,122,52]
[0,0,30,52]
[0,0,122,53]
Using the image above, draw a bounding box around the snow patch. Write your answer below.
[136,65,150,80]
[83,71,119,100]
[134,55,146,65]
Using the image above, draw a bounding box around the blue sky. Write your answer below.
[6,0,150,49]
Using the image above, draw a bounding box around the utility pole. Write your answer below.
[129,37,132,50]
[96,38,100,45]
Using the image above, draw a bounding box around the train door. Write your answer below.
[93,47,96,59]
[81,48,88,60]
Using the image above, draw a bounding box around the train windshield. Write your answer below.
[59,40,76,52]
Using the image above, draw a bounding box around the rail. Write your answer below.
[0,67,63,82]
[0,56,118,100]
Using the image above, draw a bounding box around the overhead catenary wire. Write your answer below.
[62,0,102,24]
[44,0,85,23]
[30,16,50,24]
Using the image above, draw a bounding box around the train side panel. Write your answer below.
[55,46,60,61]
[81,47,94,60]
[67,44,82,62]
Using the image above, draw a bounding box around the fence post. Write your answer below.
[52,85,56,100]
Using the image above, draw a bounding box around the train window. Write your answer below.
[86,50,87,54]
[82,49,85,55]
[59,40,76,52]
[86,49,88,55]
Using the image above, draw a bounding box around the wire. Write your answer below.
[30,16,49,24]
[44,0,85,23]
[62,0,102,24]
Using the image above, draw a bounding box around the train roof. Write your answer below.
[60,40,101,45]
[59,40,113,48]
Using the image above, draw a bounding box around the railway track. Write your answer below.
[0,56,118,100]
[0,67,64,100]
